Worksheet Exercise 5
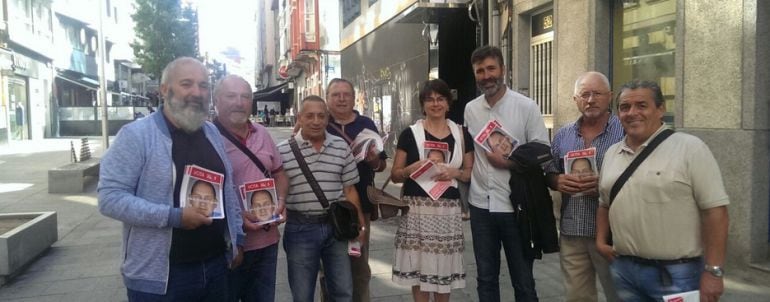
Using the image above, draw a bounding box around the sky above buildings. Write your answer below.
[194,0,258,87]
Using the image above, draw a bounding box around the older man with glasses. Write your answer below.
[545,71,623,302]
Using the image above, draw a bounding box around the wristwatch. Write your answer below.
[704,264,724,278]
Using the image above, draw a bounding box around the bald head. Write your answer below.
[160,57,210,133]
[214,75,254,127]
[161,57,207,86]
[214,75,251,100]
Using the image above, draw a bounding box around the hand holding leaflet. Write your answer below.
[409,160,452,200]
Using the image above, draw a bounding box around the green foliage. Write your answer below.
[131,0,199,80]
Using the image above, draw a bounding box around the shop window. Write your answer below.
[612,0,676,124]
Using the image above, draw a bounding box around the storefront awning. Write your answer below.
[253,82,293,111]
[56,72,99,91]
[253,82,290,101]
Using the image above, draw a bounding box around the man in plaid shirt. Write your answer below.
[546,72,623,302]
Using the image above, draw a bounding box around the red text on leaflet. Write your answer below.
[189,166,223,183]
[429,181,451,198]
[244,179,274,191]
[566,148,596,159]
[666,298,683,302]
[475,122,498,144]
[410,161,432,179]
[424,141,448,151]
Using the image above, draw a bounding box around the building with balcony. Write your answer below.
[52,0,146,136]
[0,0,55,143]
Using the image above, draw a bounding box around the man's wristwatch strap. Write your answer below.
[704,264,724,278]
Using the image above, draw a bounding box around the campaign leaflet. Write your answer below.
[351,128,386,163]
[239,178,282,225]
[473,120,518,157]
[662,290,699,302]
[563,147,598,197]
[409,160,452,201]
[424,141,450,163]
[180,165,225,219]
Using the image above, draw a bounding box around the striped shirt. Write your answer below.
[277,132,359,216]
[545,115,624,238]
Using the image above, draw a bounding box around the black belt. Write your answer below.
[619,255,702,286]
[286,210,328,224]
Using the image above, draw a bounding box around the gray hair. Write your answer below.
[160,57,205,86]
[573,71,611,95]
[299,95,328,114]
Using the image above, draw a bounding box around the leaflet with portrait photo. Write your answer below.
[424,141,450,163]
[409,160,452,201]
[563,148,598,197]
[241,178,281,225]
[473,120,519,157]
[351,128,386,163]
[180,165,225,219]
[662,290,699,302]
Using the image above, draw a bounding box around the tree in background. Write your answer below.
[131,0,199,80]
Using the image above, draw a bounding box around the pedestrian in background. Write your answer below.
[546,71,622,302]
[214,75,288,302]
[596,80,729,302]
[323,78,387,302]
[390,79,473,302]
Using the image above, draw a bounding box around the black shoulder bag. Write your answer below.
[214,120,271,178]
[288,137,360,240]
[606,129,674,244]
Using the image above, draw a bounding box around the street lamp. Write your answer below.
[97,0,109,150]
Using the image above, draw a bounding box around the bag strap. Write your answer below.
[214,119,271,178]
[288,136,330,208]
[609,129,674,205]
[327,122,354,145]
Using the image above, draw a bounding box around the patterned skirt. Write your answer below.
[392,195,465,293]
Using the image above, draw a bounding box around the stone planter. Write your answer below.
[0,212,58,285]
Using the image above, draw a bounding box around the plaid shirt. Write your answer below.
[546,115,624,238]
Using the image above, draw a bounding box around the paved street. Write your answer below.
[0,127,768,301]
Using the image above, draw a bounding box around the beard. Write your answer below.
[477,76,505,98]
[165,90,208,133]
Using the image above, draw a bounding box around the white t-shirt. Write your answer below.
[464,88,550,212]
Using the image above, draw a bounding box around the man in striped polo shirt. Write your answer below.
[277,95,366,302]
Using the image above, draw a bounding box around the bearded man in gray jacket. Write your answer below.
[98,57,244,301]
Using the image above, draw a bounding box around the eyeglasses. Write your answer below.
[577,91,610,100]
[424,96,448,103]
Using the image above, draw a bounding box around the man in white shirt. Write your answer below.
[464,45,550,302]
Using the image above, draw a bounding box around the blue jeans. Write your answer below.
[228,243,279,302]
[127,254,229,302]
[283,222,352,302]
[469,205,537,302]
[610,256,703,302]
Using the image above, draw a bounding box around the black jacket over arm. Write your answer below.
[508,142,560,259]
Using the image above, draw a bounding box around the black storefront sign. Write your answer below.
[532,9,554,37]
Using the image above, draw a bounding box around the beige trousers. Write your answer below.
[560,235,620,302]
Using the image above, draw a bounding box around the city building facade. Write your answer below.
[337,0,770,275]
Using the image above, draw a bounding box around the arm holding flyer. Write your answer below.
[409,161,452,200]
[351,128,385,163]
